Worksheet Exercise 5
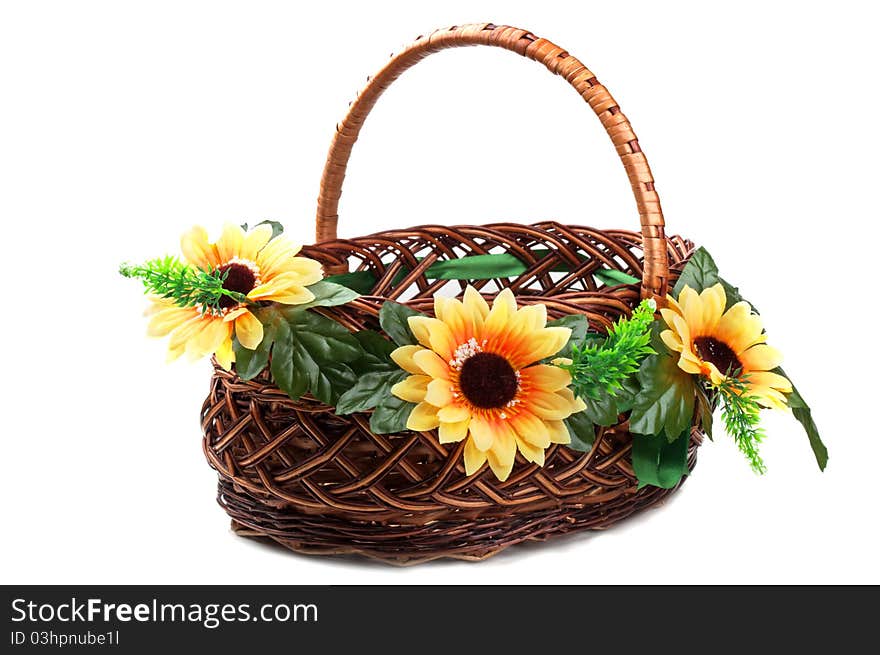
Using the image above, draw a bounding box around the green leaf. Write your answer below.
[695,385,714,440]
[336,370,407,415]
[284,310,362,404]
[564,411,597,452]
[255,219,284,239]
[594,268,640,286]
[351,330,398,374]
[379,301,425,346]
[547,314,589,345]
[673,246,746,307]
[428,252,527,279]
[239,220,284,239]
[323,270,377,295]
[370,394,416,434]
[673,247,720,296]
[775,367,828,471]
[578,374,638,426]
[632,430,691,489]
[296,280,360,310]
[629,353,696,439]
[307,359,357,406]
[547,314,592,361]
[269,314,308,400]
[231,325,274,380]
[323,255,640,288]
[582,393,619,426]
[248,305,363,403]
[613,376,640,414]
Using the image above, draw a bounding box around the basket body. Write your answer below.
[201,222,703,563]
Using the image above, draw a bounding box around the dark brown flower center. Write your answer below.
[458,352,519,409]
[693,336,742,375]
[216,262,257,309]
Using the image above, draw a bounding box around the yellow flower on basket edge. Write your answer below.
[659,283,792,410]
[146,223,323,369]
[389,286,586,482]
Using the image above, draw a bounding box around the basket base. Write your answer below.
[218,464,695,565]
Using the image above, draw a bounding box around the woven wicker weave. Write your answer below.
[201,23,703,564]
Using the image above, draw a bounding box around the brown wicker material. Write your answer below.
[201,23,703,564]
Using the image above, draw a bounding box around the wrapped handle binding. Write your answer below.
[315,23,669,300]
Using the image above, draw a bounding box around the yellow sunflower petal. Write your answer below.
[513,303,548,333]
[468,415,496,451]
[425,378,454,407]
[391,375,430,403]
[146,305,198,337]
[485,425,517,482]
[660,307,681,330]
[704,362,727,386]
[187,317,230,361]
[438,419,470,444]
[740,344,784,372]
[711,301,767,353]
[257,285,315,305]
[234,310,264,350]
[255,236,303,278]
[239,224,274,261]
[408,316,456,361]
[558,387,587,413]
[167,315,206,353]
[515,435,545,466]
[750,387,790,411]
[180,225,218,269]
[438,404,471,423]
[678,286,704,336]
[285,257,323,286]
[406,401,440,431]
[215,223,245,264]
[671,314,692,348]
[713,301,753,351]
[390,345,426,375]
[412,349,451,380]
[526,390,578,420]
[700,284,726,334]
[664,294,684,317]
[435,296,474,344]
[483,288,518,340]
[462,285,490,322]
[510,327,571,368]
[660,329,684,353]
[166,341,186,363]
[463,436,488,476]
[509,410,551,448]
[676,355,703,375]
[222,307,248,322]
[520,364,572,393]
[248,272,315,301]
[727,315,767,352]
[545,419,572,445]
[408,316,437,350]
[215,335,235,370]
[746,370,793,394]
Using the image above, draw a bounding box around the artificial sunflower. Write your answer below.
[659,283,792,410]
[390,286,586,481]
[147,223,323,368]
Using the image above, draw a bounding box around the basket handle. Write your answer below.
[315,23,669,300]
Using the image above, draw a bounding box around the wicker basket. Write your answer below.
[201,23,703,564]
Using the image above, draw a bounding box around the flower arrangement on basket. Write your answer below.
[120,24,826,564]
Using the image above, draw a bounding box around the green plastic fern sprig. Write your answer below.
[716,375,767,474]
[119,256,248,310]
[558,299,657,401]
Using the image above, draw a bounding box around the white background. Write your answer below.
[2,1,878,584]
